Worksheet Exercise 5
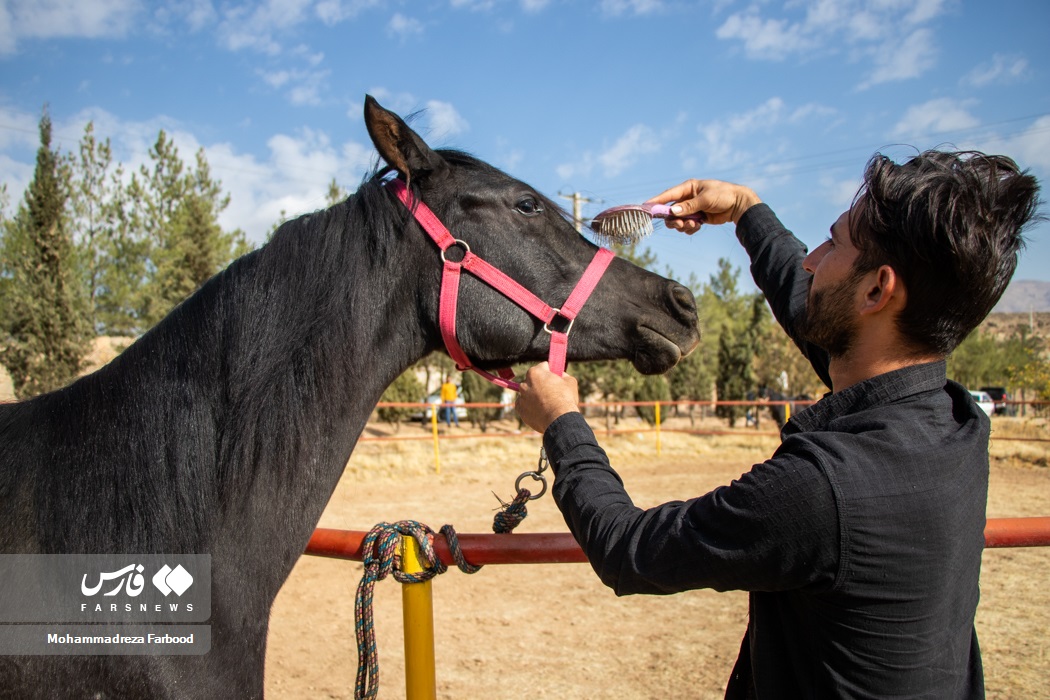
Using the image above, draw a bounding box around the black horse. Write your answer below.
[0,97,699,698]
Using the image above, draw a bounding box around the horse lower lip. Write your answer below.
[633,327,684,374]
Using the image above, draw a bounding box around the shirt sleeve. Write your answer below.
[735,203,832,390]
[543,412,840,596]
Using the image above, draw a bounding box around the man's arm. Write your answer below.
[543,412,839,596]
[735,205,832,389]
[514,365,840,596]
[650,179,831,389]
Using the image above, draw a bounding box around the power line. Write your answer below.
[591,111,1050,199]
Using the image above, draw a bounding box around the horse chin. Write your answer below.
[630,327,688,375]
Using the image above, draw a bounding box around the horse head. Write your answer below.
[364,95,700,377]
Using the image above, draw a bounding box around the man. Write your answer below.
[515,150,1042,698]
[440,375,460,428]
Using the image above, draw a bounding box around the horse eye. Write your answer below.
[515,196,543,216]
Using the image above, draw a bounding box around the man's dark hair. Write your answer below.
[850,149,1043,356]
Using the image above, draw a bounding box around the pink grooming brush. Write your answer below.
[589,202,706,244]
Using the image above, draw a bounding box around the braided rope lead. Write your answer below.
[492,488,531,534]
[353,475,540,698]
[353,520,481,700]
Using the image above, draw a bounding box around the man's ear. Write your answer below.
[363,95,448,188]
[859,265,904,315]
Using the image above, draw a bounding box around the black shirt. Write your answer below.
[543,204,988,698]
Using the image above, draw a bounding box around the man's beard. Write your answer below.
[799,272,863,359]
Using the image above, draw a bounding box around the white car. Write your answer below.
[416,391,467,421]
[969,390,995,417]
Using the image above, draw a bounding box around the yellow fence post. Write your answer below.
[655,401,662,457]
[430,405,441,475]
[784,401,791,423]
[401,535,437,700]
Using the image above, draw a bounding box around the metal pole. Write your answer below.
[655,401,662,457]
[401,535,437,700]
[430,405,441,474]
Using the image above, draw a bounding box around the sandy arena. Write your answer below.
[265,415,1050,699]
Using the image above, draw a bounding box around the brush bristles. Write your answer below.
[590,209,655,245]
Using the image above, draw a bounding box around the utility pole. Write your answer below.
[559,191,596,233]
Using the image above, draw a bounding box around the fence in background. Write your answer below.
[362,399,1050,474]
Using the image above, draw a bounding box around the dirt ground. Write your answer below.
[265,414,1050,699]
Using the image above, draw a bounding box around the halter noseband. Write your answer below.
[387,178,614,391]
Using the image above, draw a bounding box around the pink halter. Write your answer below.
[388,178,614,391]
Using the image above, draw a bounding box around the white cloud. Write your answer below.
[963,54,1030,88]
[0,0,141,54]
[715,10,816,61]
[891,98,980,140]
[821,175,863,210]
[600,0,664,16]
[988,116,1050,172]
[521,0,551,12]
[423,101,469,141]
[388,13,424,40]
[259,68,331,106]
[716,0,949,85]
[0,105,376,245]
[860,28,937,88]
[599,124,660,178]
[694,98,788,169]
[556,122,662,181]
[315,0,380,25]
[450,0,497,10]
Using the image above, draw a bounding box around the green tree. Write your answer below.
[699,260,766,426]
[948,331,1007,389]
[754,318,826,399]
[635,372,670,425]
[139,138,249,328]
[461,370,504,432]
[377,370,425,431]
[0,108,91,398]
[65,121,151,336]
[325,177,348,207]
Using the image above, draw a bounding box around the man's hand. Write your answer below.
[515,362,581,434]
[647,179,762,234]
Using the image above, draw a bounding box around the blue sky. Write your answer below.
[1,0,1048,295]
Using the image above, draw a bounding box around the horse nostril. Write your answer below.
[670,283,697,318]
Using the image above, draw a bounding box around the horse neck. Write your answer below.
[209,194,439,566]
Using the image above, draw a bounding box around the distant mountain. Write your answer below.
[992,280,1050,313]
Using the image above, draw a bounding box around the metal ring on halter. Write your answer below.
[543,308,575,336]
[440,239,471,264]
[515,471,548,500]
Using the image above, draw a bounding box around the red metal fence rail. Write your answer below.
[306,517,1050,564]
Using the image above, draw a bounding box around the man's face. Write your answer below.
[799,207,866,358]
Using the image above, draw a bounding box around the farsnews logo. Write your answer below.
[152,564,193,596]
[81,563,194,598]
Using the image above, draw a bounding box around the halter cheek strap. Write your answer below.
[387,178,614,391]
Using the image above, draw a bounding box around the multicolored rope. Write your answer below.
[353,475,541,697]
[492,488,531,534]
[354,520,483,700]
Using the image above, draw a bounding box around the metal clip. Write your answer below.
[514,470,548,500]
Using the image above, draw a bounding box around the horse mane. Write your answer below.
[0,164,426,553]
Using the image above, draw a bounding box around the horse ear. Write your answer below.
[364,95,447,187]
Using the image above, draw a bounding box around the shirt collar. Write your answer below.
[783,360,948,436]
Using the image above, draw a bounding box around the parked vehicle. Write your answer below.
[979,386,1016,416]
[968,390,995,417]
[414,390,468,421]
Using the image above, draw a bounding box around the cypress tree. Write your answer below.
[0,108,90,398]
